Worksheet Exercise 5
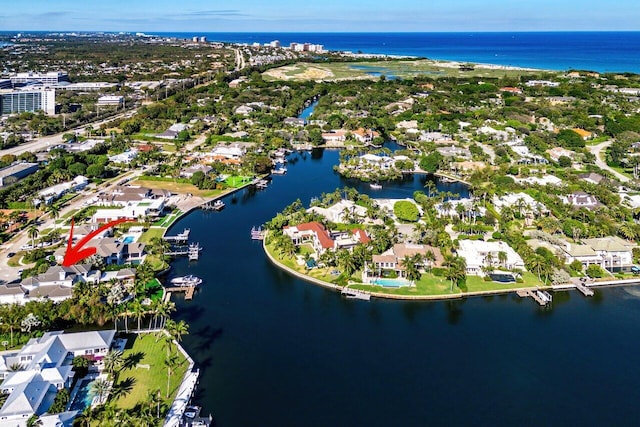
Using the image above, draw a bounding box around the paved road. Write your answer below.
[588,140,631,183]
[0,110,136,157]
[0,167,149,284]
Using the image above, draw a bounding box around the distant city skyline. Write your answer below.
[2,0,640,32]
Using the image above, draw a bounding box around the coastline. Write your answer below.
[262,230,640,301]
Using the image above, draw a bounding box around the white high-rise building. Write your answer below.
[0,88,56,116]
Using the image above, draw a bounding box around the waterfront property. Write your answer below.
[282,222,370,255]
[0,330,115,426]
[364,243,444,283]
[456,240,526,276]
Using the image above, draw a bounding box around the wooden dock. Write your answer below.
[575,281,595,297]
[516,289,552,306]
[165,286,196,300]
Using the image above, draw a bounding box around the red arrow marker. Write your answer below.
[62,217,134,267]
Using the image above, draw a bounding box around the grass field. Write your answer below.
[263,60,551,82]
[115,333,189,410]
[224,175,253,188]
[139,227,165,243]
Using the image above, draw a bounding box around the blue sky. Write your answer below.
[2,0,640,32]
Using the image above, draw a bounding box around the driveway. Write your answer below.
[587,140,631,183]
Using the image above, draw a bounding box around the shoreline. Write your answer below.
[262,230,640,301]
[148,174,269,239]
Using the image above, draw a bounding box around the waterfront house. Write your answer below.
[283,222,370,255]
[352,128,380,144]
[0,330,115,426]
[456,240,525,275]
[321,130,347,145]
[583,237,635,272]
[366,243,443,281]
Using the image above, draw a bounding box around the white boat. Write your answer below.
[170,275,203,287]
[272,167,287,175]
[212,200,225,210]
[370,183,383,190]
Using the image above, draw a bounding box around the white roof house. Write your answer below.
[492,193,549,215]
[108,149,138,164]
[0,330,115,426]
[210,145,246,159]
[457,239,526,275]
[307,200,368,224]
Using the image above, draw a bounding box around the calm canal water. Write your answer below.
[166,147,640,426]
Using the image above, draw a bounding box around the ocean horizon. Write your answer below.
[147,31,640,74]
[4,31,640,73]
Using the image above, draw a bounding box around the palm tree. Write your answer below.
[528,254,547,283]
[130,299,145,331]
[166,319,189,348]
[498,251,508,269]
[103,350,124,382]
[89,378,111,404]
[445,256,467,292]
[47,204,60,230]
[424,250,436,272]
[76,407,96,427]
[164,354,179,398]
[401,255,420,282]
[72,355,90,377]
[27,225,39,248]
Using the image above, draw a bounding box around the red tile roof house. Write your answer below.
[283,222,370,255]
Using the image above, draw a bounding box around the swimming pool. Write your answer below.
[372,278,410,288]
[68,378,94,412]
[123,236,135,244]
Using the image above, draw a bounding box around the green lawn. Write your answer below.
[224,175,253,188]
[145,278,165,301]
[139,227,165,243]
[114,333,189,410]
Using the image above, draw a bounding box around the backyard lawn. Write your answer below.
[114,333,189,410]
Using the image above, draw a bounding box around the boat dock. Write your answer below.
[516,289,553,306]
[164,228,191,244]
[165,286,196,300]
[201,200,224,211]
[341,288,371,301]
[251,226,265,240]
[575,281,595,297]
[165,243,201,260]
